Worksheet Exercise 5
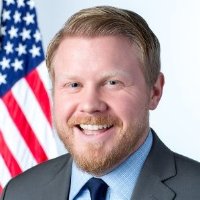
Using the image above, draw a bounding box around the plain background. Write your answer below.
[1,0,200,161]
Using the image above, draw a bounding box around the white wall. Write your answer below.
[1,0,200,161]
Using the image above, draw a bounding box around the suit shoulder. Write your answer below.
[22,153,71,175]
[6,154,71,188]
[1,154,72,200]
[174,152,200,176]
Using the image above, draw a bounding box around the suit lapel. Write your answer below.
[41,156,73,200]
[131,131,176,200]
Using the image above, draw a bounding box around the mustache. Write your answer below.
[67,114,122,128]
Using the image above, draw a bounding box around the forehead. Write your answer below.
[54,36,140,62]
[53,36,143,78]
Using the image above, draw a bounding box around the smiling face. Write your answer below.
[52,36,163,176]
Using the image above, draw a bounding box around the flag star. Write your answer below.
[5,0,15,6]
[0,73,7,85]
[13,11,21,23]
[23,12,34,26]
[2,9,11,21]
[16,43,27,56]
[20,28,31,41]
[1,26,6,36]
[4,42,14,54]
[0,57,11,70]
[8,26,18,39]
[33,30,41,42]
[29,45,40,58]
[11,59,23,71]
[17,0,25,8]
[27,0,35,9]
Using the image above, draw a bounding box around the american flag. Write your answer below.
[0,0,58,193]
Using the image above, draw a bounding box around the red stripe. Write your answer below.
[0,131,22,177]
[2,91,48,163]
[0,184,3,195]
[26,69,52,125]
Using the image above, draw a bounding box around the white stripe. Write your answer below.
[36,61,52,100]
[0,155,12,188]
[37,61,66,155]
[12,77,58,159]
[0,99,37,171]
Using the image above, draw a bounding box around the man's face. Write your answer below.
[53,36,163,175]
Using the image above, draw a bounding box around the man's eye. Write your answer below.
[70,82,80,88]
[64,82,81,89]
[105,80,124,89]
[109,80,117,85]
[107,80,120,85]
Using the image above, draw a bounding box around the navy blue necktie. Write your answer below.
[85,178,108,200]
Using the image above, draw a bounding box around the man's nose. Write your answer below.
[78,86,108,114]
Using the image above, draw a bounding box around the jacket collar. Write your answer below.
[131,130,176,200]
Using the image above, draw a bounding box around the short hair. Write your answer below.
[46,5,160,87]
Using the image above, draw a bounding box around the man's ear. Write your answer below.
[149,72,165,110]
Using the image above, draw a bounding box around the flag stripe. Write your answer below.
[36,61,52,98]
[0,99,37,171]
[12,78,57,159]
[0,131,22,177]
[0,152,12,188]
[0,154,11,189]
[26,68,52,125]
[2,91,48,163]
[0,184,2,194]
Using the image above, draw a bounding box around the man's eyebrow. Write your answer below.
[100,70,131,79]
[55,70,132,82]
[55,73,79,81]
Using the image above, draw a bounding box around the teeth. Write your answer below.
[79,124,112,131]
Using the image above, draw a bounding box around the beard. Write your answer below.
[55,111,149,176]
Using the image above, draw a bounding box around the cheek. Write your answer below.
[109,95,145,118]
[53,93,76,122]
[109,94,149,130]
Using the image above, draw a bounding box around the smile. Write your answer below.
[76,124,113,135]
[79,124,112,131]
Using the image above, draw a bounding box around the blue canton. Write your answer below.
[69,130,153,200]
[0,0,44,97]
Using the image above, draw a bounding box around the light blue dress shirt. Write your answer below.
[69,130,153,200]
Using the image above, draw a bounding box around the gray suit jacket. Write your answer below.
[1,132,200,200]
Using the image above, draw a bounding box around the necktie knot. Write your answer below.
[85,177,108,200]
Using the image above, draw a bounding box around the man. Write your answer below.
[1,5,200,200]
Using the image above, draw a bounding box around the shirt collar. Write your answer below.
[69,129,153,200]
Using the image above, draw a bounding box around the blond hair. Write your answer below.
[46,6,160,87]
